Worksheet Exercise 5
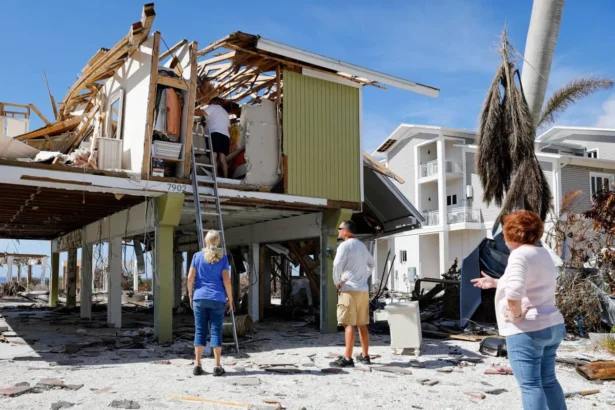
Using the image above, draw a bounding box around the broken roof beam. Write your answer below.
[28,103,50,125]
[16,116,82,141]
[196,35,233,58]
[60,4,156,118]
[160,39,188,61]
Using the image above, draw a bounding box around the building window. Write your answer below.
[587,150,598,159]
[590,173,613,197]
[399,250,407,263]
[446,194,457,206]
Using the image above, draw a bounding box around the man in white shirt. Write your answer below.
[330,220,375,368]
[202,97,231,178]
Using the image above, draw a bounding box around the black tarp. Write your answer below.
[460,224,510,327]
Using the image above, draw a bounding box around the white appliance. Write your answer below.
[97,137,123,170]
[374,301,423,356]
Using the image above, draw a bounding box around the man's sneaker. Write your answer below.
[329,356,355,368]
[213,366,226,377]
[193,365,203,376]
[355,354,371,365]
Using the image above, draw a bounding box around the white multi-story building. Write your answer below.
[372,124,615,293]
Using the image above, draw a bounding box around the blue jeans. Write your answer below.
[506,324,567,410]
[193,299,225,348]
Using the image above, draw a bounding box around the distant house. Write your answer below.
[371,124,615,293]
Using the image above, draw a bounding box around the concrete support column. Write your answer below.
[133,259,139,292]
[27,265,33,289]
[41,259,47,289]
[173,252,183,308]
[249,243,260,321]
[439,231,450,278]
[153,193,184,343]
[67,248,78,308]
[186,250,196,304]
[107,237,122,328]
[321,208,353,333]
[437,137,447,228]
[49,252,60,307]
[81,243,94,319]
[6,256,13,281]
[17,265,22,283]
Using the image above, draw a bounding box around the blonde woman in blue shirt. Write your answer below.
[188,230,234,376]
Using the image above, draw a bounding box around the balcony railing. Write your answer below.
[422,210,440,226]
[447,206,481,224]
[420,160,462,178]
[420,160,438,178]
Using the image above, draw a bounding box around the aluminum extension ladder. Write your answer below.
[190,129,240,354]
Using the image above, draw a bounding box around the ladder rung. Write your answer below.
[196,163,213,168]
[200,211,220,216]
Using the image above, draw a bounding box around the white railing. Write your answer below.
[420,160,438,178]
[445,160,462,174]
[420,159,462,178]
[447,206,481,224]
[423,210,440,226]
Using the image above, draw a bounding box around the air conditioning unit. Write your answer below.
[97,137,123,170]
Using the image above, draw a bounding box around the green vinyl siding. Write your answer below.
[283,70,361,202]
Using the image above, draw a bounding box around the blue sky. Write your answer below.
[2,0,615,269]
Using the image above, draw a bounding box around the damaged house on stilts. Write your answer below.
[0,4,437,342]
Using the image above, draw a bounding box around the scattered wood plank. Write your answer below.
[160,39,188,60]
[157,75,189,91]
[576,361,615,381]
[16,116,82,141]
[449,334,486,343]
[28,103,50,125]
[169,394,251,408]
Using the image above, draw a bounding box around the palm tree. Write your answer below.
[521,0,566,127]
[538,77,614,129]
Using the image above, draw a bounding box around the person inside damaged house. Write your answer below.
[197,97,231,178]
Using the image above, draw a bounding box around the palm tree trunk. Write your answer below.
[520,0,566,127]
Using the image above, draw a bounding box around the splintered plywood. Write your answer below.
[283,70,361,202]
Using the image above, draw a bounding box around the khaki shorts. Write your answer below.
[337,291,369,326]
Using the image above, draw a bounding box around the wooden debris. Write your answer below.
[169,394,252,408]
[373,366,413,375]
[564,389,600,398]
[0,385,33,397]
[464,392,486,402]
[576,361,615,381]
[420,379,439,386]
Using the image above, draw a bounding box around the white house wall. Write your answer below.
[418,234,440,281]
[561,165,593,213]
[103,35,154,173]
[448,230,485,269]
[390,234,420,292]
[465,151,500,223]
[421,182,439,212]
[386,133,433,203]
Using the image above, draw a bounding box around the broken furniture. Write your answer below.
[373,301,422,356]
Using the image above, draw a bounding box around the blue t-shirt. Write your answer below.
[191,251,229,303]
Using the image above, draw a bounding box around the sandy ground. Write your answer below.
[0,303,614,410]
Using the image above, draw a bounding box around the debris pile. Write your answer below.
[1,4,156,171]
[556,268,615,335]
[0,281,26,297]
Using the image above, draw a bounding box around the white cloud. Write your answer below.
[593,94,615,128]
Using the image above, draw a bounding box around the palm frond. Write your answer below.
[477,30,551,221]
[539,77,614,128]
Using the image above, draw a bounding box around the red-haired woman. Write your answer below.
[472,210,566,409]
